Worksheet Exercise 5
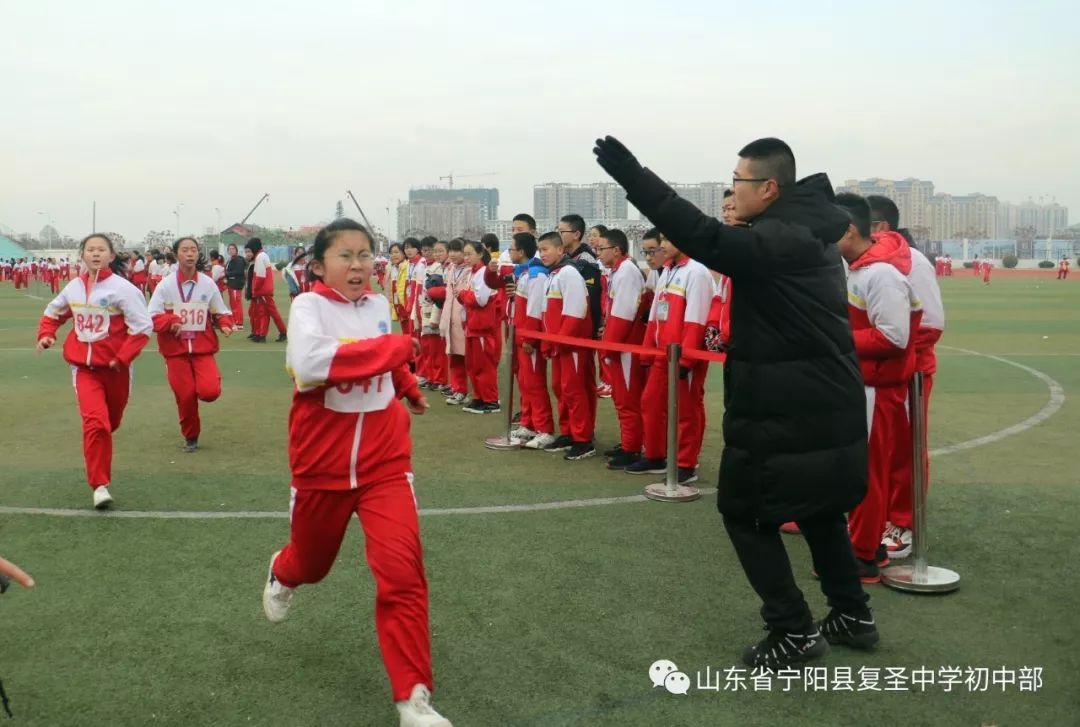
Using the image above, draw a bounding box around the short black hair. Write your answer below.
[867,195,900,231]
[738,137,796,187]
[723,188,734,199]
[481,233,500,253]
[590,224,609,237]
[310,219,374,282]
[403,237,420,252]
[513,232,537,259]
[512,213,537,230]
[537,231,562,246]
[465,239,491,265]
[420,235,438,249]
[642,227,661,242]
[559,214,585,239]
[245,237,263,253]
[447,238,465,253]
[835,193,872,240]
[602,228,629,255]
[388,242,405,256]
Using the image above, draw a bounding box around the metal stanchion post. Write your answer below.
[882,372,960,593]
[484,322,521,451]
[645,343,700,503]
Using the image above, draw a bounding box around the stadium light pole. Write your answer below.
[173,203,184,237]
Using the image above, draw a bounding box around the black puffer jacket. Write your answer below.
[626,170,867,522]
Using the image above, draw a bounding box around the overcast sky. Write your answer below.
[2,0,1077,241]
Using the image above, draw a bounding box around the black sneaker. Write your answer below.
[461,399,484,413]
[624,458,667,475]
[544,434,574,452]
[875,544,890,568]
[677,467,698,485]
[607,451,640,470]
[511,411,521,424]
[251,335,267,343]
[741,626,829,669]
[275,333,287,342]
[481,401,502,414]
[817,609,879,650]
[564,442,596,461]
[183,438,198,453]
[603,443,624,458]
[857,558,881,584]
[246,333,256,340]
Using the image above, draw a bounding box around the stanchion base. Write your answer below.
[484,436,521,451]
[644,483,701,503]
[881,564,960,594]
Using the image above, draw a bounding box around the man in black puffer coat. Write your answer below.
[594,136,876,668]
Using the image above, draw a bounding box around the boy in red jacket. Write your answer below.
[244,238,287,343]
[148,237,235,452]
[263,219,451,727]
[835,195,922,582]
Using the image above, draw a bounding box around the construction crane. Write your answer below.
[439,171,498,189]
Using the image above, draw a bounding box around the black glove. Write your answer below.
[679,365,690,380]
[593,135,645,191]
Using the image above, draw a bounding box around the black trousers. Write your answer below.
[723,511,870,633]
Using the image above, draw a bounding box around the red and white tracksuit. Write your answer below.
[148,271,234,441]
[981,259,993,284]
[249,251,287,337]
[458,263,499,403]
[887,242,944,531]
[273,282,432,703]
[37,269,152,489]
[419,260,446,387]
[972,259,980,277]
[1059,259,1070,279]
[131,258,148,292]
[602,257,646,454]
[640,257,713,467]
[516,260,553,435]
[845,235,923,562]
[543,260,595,443]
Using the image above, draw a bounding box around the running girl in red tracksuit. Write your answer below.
[36,234,152,509]
[261,219,451,727]
[244,238,287,343]
[148,237,235,452]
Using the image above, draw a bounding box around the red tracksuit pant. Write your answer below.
[849,383,907,561]
[517,346,553,434]
[552,346,596,443]
[228,289,245,326]
[888,374,934,530]
[164,354,222,441]
[419,334,444,385]
[608,351,646,454]
[641,358,708,467]
[448,354,467,395]
[72,365,132,489]
[272,476,433,702]
[464,333,499,403]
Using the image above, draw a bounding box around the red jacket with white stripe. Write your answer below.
[251,251,275,297]
[285,283,421,491]
[893,238,945,375]
[148,270,235,357]
[37,268,152,369]
[601,257,646,355]
[846,233,923,388]
[542,259,591,355]
[457,263,497,336]
[643,256,714,367]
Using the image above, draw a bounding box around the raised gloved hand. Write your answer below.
[593,135,645,191]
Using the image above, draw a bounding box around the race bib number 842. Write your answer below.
[74,307,109,342]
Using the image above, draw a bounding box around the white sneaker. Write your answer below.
[397,684,452,727]
[510,427,537,444]
[444,392,466,406]
[881,524,913,559]
[262,550,295,623]
[93,486,113,509]
[523,432,556,450]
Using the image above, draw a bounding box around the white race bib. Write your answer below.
[176,301,210,334]
[323,373,394,413]
[74,305,110,343]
